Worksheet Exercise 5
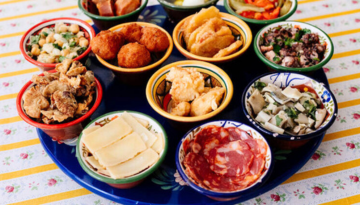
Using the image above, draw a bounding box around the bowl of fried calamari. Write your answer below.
[16,60,103,143]
[78,0,148,30]
[91,22,173,85]
[173,6,252,63]
[146,60,233,127]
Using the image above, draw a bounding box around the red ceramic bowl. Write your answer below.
[16,70,103,143]
[20,18,96,72]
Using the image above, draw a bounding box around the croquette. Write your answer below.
[140,27,169,52]
[90,30,125,60]
[118,23,143,43]
[117,42,151,68]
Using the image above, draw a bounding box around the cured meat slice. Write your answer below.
[233,156,265,187]
[227,127,252,141]
[207,140,254,177]
[244,138,268,158]
[194,125,230,156]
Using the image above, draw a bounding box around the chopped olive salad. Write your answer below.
[259,25,326,68]
[26,22,89,64]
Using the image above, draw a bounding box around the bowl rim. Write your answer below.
[16,70,103,129]
[146,60,234,123]
[78,0,148,21]
[95,22,174,73]
[19,17,96,69]
[172,12,252,63]
[224,0,298,25]
[253,20,335,72]
[76,110,168,184]
[175,120,273,197]
[157,0,219,10]
[241,71,338,141]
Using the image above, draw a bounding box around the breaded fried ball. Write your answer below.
[119,23,143,43]
[90,30,125,60]
[140,27,169,52]
[118,42,151,68]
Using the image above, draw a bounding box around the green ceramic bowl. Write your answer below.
[76,110,168,189]
[224,0,297,25]
[157,0,219,22]
[78,0,148,30]
[254,21,334,72]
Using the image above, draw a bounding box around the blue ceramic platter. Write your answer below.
[37,5,328,205]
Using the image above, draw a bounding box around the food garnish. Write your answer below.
[182,125,268,191]
[229,0,292,20]
[22,60,96,124]
[259,25,327,68]
[165,67,225,117]
[26,22,89,64]
[82,112,164,179]
[181,6,243,58]
[247,82,327,135]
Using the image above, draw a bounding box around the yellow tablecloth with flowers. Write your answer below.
[1,0,360,204]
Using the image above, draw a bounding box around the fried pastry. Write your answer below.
[190,87,225,116]
[140,27,169,52]
[90,30,125,60]
[170,102,191,116]
[51,90,78,117]
[118,23,143,43]
[213,40,243,58]
[117,42,151,68]
[23,86,50,118]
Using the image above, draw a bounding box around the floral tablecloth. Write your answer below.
[1,0,360,204]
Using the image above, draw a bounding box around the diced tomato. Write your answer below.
[254,12,263,20]
[240,11,255,19]
[263,7,280,20]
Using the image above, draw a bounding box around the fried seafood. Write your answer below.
[90,30,125,60]
[22,60,96,124]
[117,42,151,68]
[181,6,243,58]
[119,23,143,43]
[140,27,169,52]
[164,67,225,117]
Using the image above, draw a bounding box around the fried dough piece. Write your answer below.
[22,86,50,118]
[188,18,235,57]
[119,23,143,43]
[43,72,60,81]
[41,109,71,123]
[213,40,243,58]
[91,30,125,60]
[117,42,151,68]
[60,73,81,88]
[51,90,77,117]
[140,27,169,52]
[170,102,191,116]
[190,87,225,116]
[166,67,204,103]
[42,80,75,97]
[114,0,140,16]
[66,61,87,77]
[55,59,72,74]
[182,6,221,45]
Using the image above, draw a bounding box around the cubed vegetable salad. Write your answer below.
[26,22,89,64]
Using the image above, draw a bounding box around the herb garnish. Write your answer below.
[59,56,66,62]
[285,107,299,119]
[254,81,267,91]
[275,115,283,126]
[30,35,40,45]
[53,43,62,50]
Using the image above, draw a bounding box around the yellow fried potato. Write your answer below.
[213,40,243,58]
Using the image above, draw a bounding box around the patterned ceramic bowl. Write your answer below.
[254,21,334,72]
[78,0,148,30]
[146,60,233,124]
[172,12,252,63]
[224,0,297,25]
[176,120,272,201]
[95,22,173,85]
[76,110,168,189]
[16,70,103,144]
[19,17,95,72]
[242,72,338,142]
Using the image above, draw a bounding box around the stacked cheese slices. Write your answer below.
[81,112,165,179]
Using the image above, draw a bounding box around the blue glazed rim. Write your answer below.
[175,120,274,199]
[241,72,338,141]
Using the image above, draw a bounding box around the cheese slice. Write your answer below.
[82,117,132,154]
[98,168,110,176]
[85,156,103,170]
[151,133,164,154]
[82,126,100,136]
[121,112,157,148]
[135,117,149,128]
[107,148,159,179]
[95,132,147,167]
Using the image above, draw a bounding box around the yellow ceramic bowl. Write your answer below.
[95,22,173,84]
[173,12,252,63]
[146,60,233,124]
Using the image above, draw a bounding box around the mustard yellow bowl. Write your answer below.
[172,12,252,63]
[95,22,173,85]
[146,60,233,125]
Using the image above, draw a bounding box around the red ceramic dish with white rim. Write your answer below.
[16,70,103,144]
[19,17,96,71]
